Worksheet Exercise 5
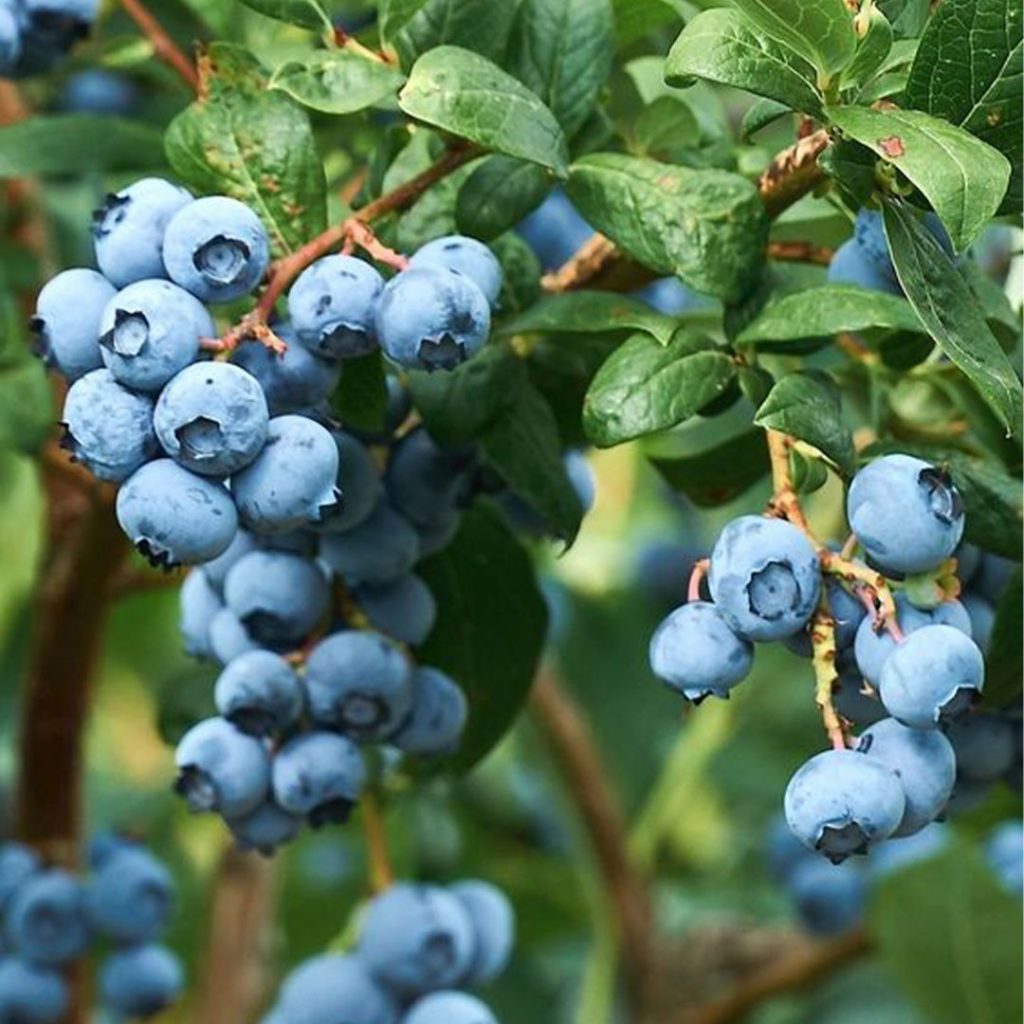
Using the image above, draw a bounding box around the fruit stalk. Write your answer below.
[809,603,848,750]
[360,790,395,894]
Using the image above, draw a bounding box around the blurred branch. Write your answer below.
[360,790,395,894]
[766,240,834,265]
[120,0,198,91]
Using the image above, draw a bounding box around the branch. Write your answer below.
[360,790,395,894]
[119,0,198,91]
[767,240,834,265]
[757,129,830,220]
[810,602,847,751]
[541,234,618,293]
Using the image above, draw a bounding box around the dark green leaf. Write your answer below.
[877,0,929,38]
[455,156,551,241]
[329,352,388,433]
[491,232,543,314]
[740,97,791,139]
[632,97,701,161]
[732,0,856,77]
[611,0,684,49]
[399,46,570,175]
[882,201,1022,436]
[269,50,406,114]
[417,504,548,773]
[584,331,736,447]
[379,0,430,44]
[665,9,823,115]
[650,428,770,507]
[395,159,479,251]
[388,0,519,71]
[566,154,768,302]
[985,566,1023,707]
[238,0,330,30]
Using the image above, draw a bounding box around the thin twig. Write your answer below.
[360,791,395,894]
[809,602,847,750]
[541,234,618,293]
[119,0,198,91]
[688,559,710,602]
[767,240,835,265]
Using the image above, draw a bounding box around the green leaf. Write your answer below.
[754,373,855,475]
[583,331,736,447]
[827,104,1011,252]
[665,9,823,115]
[632,97,701,161]
[731,0,856,78]
[869,841,1023,1024]
[741,97,791,139]
[612,0,684,49]
[395,158,480,251]
[269,50,406,114]
[650,428,770,507]
[165,45,327,255]
[0,360,53,455]
[498,290,678,345]
[388,0,520,71]
[736,284,924,343]
[509,0,615,137]
[455,156,551,241]
[238,0,330,30]
[399,46,570,175]
[329,352,388,434]
[379,0,430,44]
[845,4,893,90]
[985,566,1023,707]
[878,0,930,38]
[0,116,165,177]
[905,0,1022,213]
[882,201,1023,437]
[417,504,548,773]
[566,154,768,302]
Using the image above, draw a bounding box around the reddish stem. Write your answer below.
[119,0,198,91]
[688,559,710,603]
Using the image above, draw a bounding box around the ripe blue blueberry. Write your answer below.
[450,880,514,986]
[847,454,965,577]
[320,501,420,587]
[99,944,184,1018]
[226,800,302,857]
[783,749,905,862]
[87,846,173,944]
[986,820,1023,894]
[0,958,68,1024]
[272,731,367,827]
[174,717,271,818]
[787,858,864,936]
[304,631,413,741]
[410,235,503,307]
[61,369,158,482]
[92,178,193,287]
[416,512,461,558]
[87,832,134,871]
[0,844,40,914]
[272,954,399,1024]
[708,516,822,641]
[31,268,114,381]
[215,650,304,737]
[972,552,1014,604]
[163,196,270,303]
[878,625,985,728]
[223,550,329,649]
[99,279,213,393]
[288,254,384,359]
[116,459,238,568]
[316,431,382,535]
[633,277,708,315]
[517,190,592,271]
[209,607,259,665]
[961,594,995,654]
[357,883,476,998]
[5,869,91,965]
[356,574,437,646]
[62,69,137,115]
[856,718,956,836]
[385,428,473,530]
[649,602,753,703]
[854,208,954,280]
[404,992,498,1024]
[375,266,490,371]
[201,528,260,593]
[946,713,1016,782]
[154,362,269,476]
[826,239,902,294]
[390,667,467,757]
[833,649,885,726]
[232,415,341,533]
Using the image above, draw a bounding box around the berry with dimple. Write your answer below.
[163,196,270,303]
[98,279,213,393]
[31,268,114,381]
[878,625,984,728]
[154,362,269,476]
[0,958,68,1024]
[288,254,384,360]
[390,667,467,756]
[226,800,302,857]
[320,501,420,587]
[305,631,413,741]
[946,712,1016,782]
[708,516,821,641]
[784,749,905,862]
[87,846,173,944]
[450,880,514,986]
[846,454,964,577]
[271,954,399,1024]
[215,650,305,737]
[375,266,490,371]
[5,870,91,966]
[409,235,503,307]
[174,717,271,818]
[116,459,238,568]
[272,731,367,827]
[649,602,754,703]
[99,944,184,1018]
[92,178,193,287]
[356,574,437,646]
[787,858,864,936]
[404,991,498,1024]
[316,431,382,535]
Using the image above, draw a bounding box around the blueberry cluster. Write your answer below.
[0,837,182,1022]
[649,452,1009,863]
[262,880,513,1024]
[0,0,95,79]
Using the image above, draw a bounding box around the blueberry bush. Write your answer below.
[0,0,1021,1022]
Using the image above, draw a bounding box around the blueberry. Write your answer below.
[868,822,950,882]
[15,0,98,77]
[93,178,193,287]
[288,255,384,360]
[972,553,1015,604]
[390,667,467,756]
[99,944,183,1018]
[786,578,866,658]
[632,277,707,315]
[273,954,399,1024]
[0,958,68,1023]
[320,500,420,586]
[316,431,382,535]
[783,749,905,862]
[517,190,592,271]
[826,238,902,293]
[375,266,490,371]
[201,528,260,593]
[226,800,302,856]
[708,516,821,642]
[450,880,514,986]
[99,279,213,393]
[847,454,965,577]
[946,713,1016,782]
[986,820,1023,894]
[209,607,259,665]
[0,844,40,915]
[878,625,985,728]
[416,512,461,558]
[564,449,596,513]
[410,235,503,307]
[6,869,90,965]
[271,731,367,826]
[87,845,173,943]
[215,650,304,737]
[961,594,995,654]
[232,415,341,533]
[62,69,138,115]
[854,208,954,279]
[856,718,955,836]
[116,459,238,568]
[357,883,475,998]
[649,602,754,703]
[31,268,114,381]
[356,574,437,646]
[833,649,885,726]
[404,992,498,1024]
[787,857,864,935]
[163,196,270,303]
[223,550,329,649]
[174,717,271,818]
[87,832,134,871]
[385,428,474,530]
[955,542,982,585]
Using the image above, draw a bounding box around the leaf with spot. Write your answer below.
[269,50,407,114]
